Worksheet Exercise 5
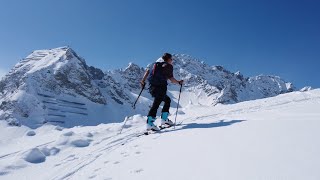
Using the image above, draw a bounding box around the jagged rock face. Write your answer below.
[0,47,297,127]
[97,63,145,105]
[0,47,106,125]
[87,66,104,80]
[171,54,295,104]
[120,63,145,90]
[98,74,130,105]
[51,49,106,104]
[0,47,106,104]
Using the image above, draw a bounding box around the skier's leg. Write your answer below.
[146,85,167,130]
[148,96,163,118]
[148,85,166,117]
[162,95,171,113]
[161,95,174,126]
[146,97,162,131]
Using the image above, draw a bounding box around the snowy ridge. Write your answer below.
[0,47,298,128]
[171,54,295,104]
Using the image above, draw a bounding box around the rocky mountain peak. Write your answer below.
[125,62,141,72]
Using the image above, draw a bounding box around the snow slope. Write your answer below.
[1,89,319,180]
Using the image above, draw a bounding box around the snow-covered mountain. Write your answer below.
[0,47,296,128]
[171,54,295,104]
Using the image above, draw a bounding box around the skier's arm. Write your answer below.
[140,69,150,88]
[164,64,183,85]
[169,77,183,85]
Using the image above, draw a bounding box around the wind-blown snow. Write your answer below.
[0,89,319,180]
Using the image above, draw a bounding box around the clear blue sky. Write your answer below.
[0,0,319,88]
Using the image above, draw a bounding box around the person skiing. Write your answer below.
[140,53,183,131]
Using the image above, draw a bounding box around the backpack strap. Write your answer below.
[151,63,157,76]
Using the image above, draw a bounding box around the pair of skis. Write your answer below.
[138,121,183,137]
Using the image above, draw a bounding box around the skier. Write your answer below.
[140,53,183,131]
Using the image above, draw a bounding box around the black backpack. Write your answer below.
[148,62,168,86]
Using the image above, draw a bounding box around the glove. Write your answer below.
[178,80,184,85]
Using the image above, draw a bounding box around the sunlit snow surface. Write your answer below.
[0,89,319,180]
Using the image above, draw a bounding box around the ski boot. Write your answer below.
[160,112,174,129]
[146,116,160,131]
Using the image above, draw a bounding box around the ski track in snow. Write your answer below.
[52,122,188,180]
[51,133,140,180]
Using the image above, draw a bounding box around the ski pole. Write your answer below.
[174,84,183,129]
[119,116,128,134]
[133,83,145,109]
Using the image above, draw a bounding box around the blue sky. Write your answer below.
[0,0,319,88]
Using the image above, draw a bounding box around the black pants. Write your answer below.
[147,85,171,118]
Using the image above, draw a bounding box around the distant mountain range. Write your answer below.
[0,47,297,128]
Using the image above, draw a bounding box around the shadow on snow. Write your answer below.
[166,120,246,133]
